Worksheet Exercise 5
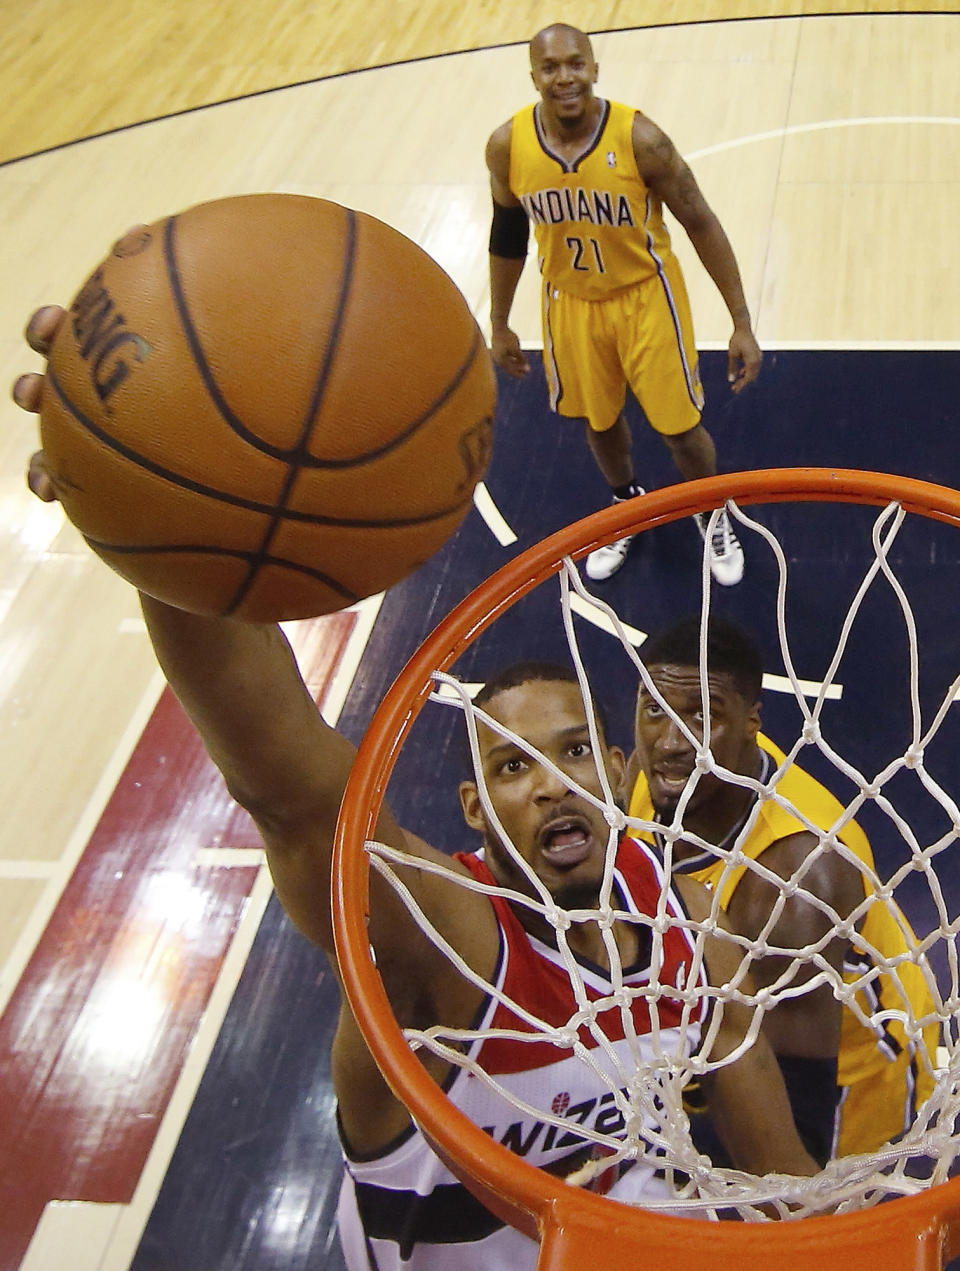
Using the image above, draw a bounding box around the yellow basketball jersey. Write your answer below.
[509,99,677,301]
[628,734,938,1094]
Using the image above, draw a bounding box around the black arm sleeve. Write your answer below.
[777,1054,840,1166]
[489,200,529,258]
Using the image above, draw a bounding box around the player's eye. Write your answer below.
[500,755,526,774]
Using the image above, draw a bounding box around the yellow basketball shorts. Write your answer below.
[834,1034,936,1157]
[540,257,705,436]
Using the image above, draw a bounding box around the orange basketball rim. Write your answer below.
[332,468,960,1271]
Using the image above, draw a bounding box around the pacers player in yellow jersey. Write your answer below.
[486,24,761,584]
[625,615,939,1163]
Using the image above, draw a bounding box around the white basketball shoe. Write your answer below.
[585,487,645,581]
[694,508,744,586]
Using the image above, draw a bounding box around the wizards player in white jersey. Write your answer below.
[3,333,828,1271]
[338,833,707,1270]
[330,664,817,1271]
[487,24,761,585]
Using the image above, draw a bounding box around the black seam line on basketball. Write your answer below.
[162,212,484,471]
[82,537,360,602]
[44,365,473,527]
[161,215,297,462]
[226,204,359,617]
[299,325,486,469]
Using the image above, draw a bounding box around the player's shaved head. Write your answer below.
[529,23,595,64]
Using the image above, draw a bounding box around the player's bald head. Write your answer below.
[529,23,595,65]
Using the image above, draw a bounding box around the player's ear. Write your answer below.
[459,780,486,832]
[618,748,640,805]
[605,743,626,793]
[746,700,761,740]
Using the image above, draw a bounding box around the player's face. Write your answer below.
[634,664,761,820]
[529,30,599,125]
[459,679,624,905]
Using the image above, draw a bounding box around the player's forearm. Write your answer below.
[703,1036,819,1177]
[489,253,525,330]
[685,216,754,331]
[756,981,843,1060]
[140,593,353,826]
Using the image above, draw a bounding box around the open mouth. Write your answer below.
[651,767,695,805]
[538,815,594,868]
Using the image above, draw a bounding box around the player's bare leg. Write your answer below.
[584,415,644,581]
[662,422,715,483]
[663,424,744,586]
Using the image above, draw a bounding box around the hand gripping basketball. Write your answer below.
[13,305,62,503]
[19,196,496,621]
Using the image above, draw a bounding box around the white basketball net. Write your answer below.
[363,496,960,1223]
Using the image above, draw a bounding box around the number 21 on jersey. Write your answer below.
[566,235,606,273]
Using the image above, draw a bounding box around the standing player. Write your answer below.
[15,309,815,1270]
[625,615,939,1163]
[487,23,761,584]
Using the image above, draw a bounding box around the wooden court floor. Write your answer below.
[1,4,960,1269]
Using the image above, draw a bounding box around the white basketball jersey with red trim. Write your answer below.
[338,835,705,1270]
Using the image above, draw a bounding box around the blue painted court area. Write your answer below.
[132,349,960,1270]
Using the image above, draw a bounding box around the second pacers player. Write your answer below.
[487,23,761,584]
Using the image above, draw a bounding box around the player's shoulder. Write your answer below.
[485,117,515,171]
[629,109,677,169]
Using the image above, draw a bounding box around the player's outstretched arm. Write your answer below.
[631,114,762,394]
[675,876,819,1178]
[140,595,382,953]
[486,121,531,379]
[12,307,491,968]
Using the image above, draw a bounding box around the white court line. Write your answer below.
[569,592,647,646]
[520,338,960,353]
[317,592,386,722]
[569,594,843,701]
[698,339,960,352]
[194,848,266,868]
[687,114,960,164]
[764,671,842,702]
[473,481,518,546]
[431,604,842,702]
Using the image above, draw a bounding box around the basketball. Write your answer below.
[39,194,496,621]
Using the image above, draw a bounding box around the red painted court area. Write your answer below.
[0,611,356,1271]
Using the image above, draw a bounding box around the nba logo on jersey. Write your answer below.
[606,150,616,167]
